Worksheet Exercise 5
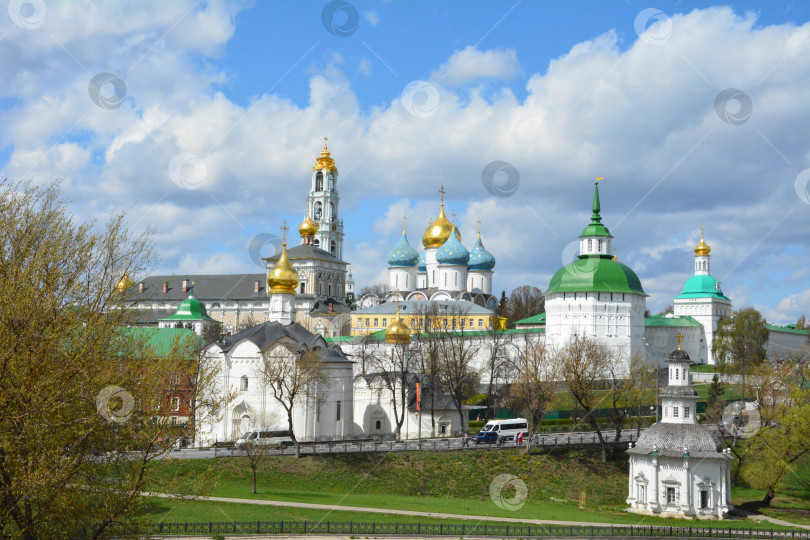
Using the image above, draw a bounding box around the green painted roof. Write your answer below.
[645,315,703,327]
[579,182,613,238]
[765,323,810,336]
[120,327,204,355]
[675,274,729,300]
[159,294,216,322]
[546,256,647,296]
[514,312,546,326]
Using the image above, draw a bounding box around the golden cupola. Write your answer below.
[385,304,411,344]
[422,185,460,248]
[312,137,337,173]
[299,206,319,239]
[694,227,711,256]
[267,235,299,295]
[114,272,135,293]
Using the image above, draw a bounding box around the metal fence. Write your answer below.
[106,519,809,538]
[213,430,642,457]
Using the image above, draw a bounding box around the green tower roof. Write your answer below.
[675,274,730,300]
[546,256,647,296]
[159,294,216,322]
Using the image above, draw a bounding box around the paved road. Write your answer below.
[162,430,643,459]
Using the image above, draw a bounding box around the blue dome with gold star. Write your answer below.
[436,234,469,266]
[417,251,426,272]
[387,231,419,267]
[468,235,495,271]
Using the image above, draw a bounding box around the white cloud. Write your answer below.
[363,11,380,26]
[431,46,522,86]
[357,58,373,76]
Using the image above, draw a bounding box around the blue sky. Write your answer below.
[1,0,810,323]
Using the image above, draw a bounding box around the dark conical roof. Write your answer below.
[669,349,691,363]
[628,423,723,458]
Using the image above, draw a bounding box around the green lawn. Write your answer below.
[732,453,810,525]
[144,448,799,530]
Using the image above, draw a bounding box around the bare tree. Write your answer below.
[236,312,260,332]
[433,304,480,435]
[358,283,391,298]
[368,341,414,440]
[239,441,271,494]
[258,345,330,457]
[505,285,545,326]
[509,337,560,453]
[558,335,614,463]
[483,324,514,420]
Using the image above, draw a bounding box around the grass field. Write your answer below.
[143,448,802,530]
[732,453,810,525]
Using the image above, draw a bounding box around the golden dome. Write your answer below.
[299,207,319,238]
[267,241,299,294]
[385,304,411,344]
[114,273,134,293]
[695,227,711,256]
[312,137,337,173]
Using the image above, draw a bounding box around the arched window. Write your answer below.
[240,376,248,391]
[328,174,334,190]
[329,202,335,221]
[315,172,323,191]
[598,239,603,252]
[330,240,336,254]
[313,239,320,248]
[588,239,593,251]
[314,201,323,220]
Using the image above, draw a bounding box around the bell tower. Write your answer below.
[308,137,345,260]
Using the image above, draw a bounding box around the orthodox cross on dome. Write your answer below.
[402,212,407,233]
[476,217,482,237]
[323,136,328,150]
[281,220,289,245]
[451,210,456,224]
[439,185,445,205]
[675,332,684,350]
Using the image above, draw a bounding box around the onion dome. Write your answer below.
[436,232,470,266]
[387,223,419,267]
[422,202,454,248]
[114,273,134,293]
[267,241,299,294]
[385,304,411,344]
[160,293,215,322]
[417,252,426,273]
[468,229,495,271]
[694,227,711,256]
[299,207,319,238]
[312,137,337,173]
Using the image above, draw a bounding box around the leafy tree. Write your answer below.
[0,179,225,537]
[797,315,806,329]
[201,320,223,344]
[714,307,769,398]
[495,290,508,318]
[706,373,725,425]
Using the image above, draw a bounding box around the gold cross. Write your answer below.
[403,213,407,233]
[323,136,328,150]
[700,225,704,239]
[675,332,683,350]
[476,217,482,236]
[439,185,445,203]
[281,220,289,244]
[451,210,456,223]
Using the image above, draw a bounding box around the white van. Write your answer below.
[472,418,529,445]
[235,428,293,448]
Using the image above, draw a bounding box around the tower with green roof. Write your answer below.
[672,229,733,365]
[158,291,216,336]
[545,179,648,375]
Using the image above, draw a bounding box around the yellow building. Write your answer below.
[350,300,497,337]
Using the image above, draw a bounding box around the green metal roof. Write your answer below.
[579,182,613,238]
[514,312,546,326]
[675,274,730,300]
[158,294,216,322]
[546,256,647,296]
[645,315,703,327]
[120,327,204,355]
[765,323,810,336]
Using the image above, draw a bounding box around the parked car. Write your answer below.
[235,428,293,448]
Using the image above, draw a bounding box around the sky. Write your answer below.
[1,0,809,323]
